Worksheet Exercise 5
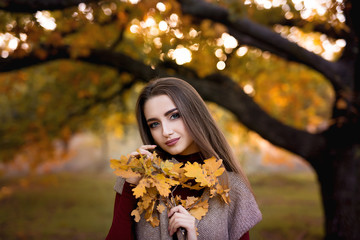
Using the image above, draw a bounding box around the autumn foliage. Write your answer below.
[110,150,230,227]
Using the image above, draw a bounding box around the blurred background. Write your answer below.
[0,0,352,239]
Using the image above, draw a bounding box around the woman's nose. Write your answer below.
[162,123,174,136]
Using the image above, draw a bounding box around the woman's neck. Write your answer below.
[172,152,203,163]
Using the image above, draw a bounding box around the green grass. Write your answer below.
[0,173,117,240]
[249,173,324,240]
[0,172,324,240]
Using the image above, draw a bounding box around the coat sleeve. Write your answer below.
[240,231,250,240]
[228,173,262,240]
[105,178,137,240]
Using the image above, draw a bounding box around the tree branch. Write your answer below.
[177,0,349,92]
[160,61,326,162]
[57,78,137,128]
[110,23,126,51]
[0,0,100,13]
[271,18,348,40]
[0,44,326,162]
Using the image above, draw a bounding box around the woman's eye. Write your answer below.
[170,113,180,120]
[149,122,160,128]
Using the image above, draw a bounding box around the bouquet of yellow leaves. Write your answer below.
[110,150,230,227]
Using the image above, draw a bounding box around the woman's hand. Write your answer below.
[125,145,157,185]
[168,205,197,240]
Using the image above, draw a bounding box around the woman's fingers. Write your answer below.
[126,145,157,185]
[125,176,141,185]
[130,145,157,158]
[168,205,190,217]
[140,144,157,149]
[168,206,196,238]
[168,213,191,234]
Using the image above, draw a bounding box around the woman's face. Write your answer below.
[144,94,199,155]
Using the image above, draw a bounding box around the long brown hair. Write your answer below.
[135,77,250,187]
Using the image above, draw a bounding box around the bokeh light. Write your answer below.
[169,45,192,65]
[35,11,57,30]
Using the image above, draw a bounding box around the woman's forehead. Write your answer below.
[144,95,177,118]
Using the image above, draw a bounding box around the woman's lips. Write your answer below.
[165,137,180,146]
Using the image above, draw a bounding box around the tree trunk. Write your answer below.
[316,143,360,239]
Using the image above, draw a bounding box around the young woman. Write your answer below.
[106,77,262,240]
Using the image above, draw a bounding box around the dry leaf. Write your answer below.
[131,209,141,222]
[113,169,141,178]
[110,151,230,227]
[157,203,166,213]
[133,178,151,198]
[183,162,211,187]
[189,200,209,220]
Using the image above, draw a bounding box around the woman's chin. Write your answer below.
[163,147,182,156]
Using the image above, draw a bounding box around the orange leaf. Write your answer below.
[131,209,141,222]
[183,162,211,187]
[153,174,172,197]
[140,194,154,209]
[203,157,225,177]
[113,169,142,178]
[149,216,160,227]
[157,203,166,213]
[133,178,152,198]
[189,200,209,220]
[184,196,199,208]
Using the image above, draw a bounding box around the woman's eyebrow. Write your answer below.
[146,108,178,122]
[164,108,177,116]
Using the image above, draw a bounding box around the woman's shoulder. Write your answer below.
[227,171,242,181]
[225,171,263,236]
[227,172,250,194]
[114,177,126,194]
[226,171,262,215]
[226,171,256,203]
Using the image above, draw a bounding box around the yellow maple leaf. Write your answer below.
[189,200,209,220]
[221,188,231,204]
[185,196,199,208]
[109,159,125,169]
[128,157,143,169]
[146,186,158,198]
[183,162,211,187]
[157,203,166,213]
[131,209,141,222]
[136,201,145,214]
[149,216,160,227]
[161,160,176,175]
[141,194,154,209]
[175,195,183,205]
[133,178,152,198]
[182,181,203,190]
[113,169,142,178]
[152,153,162,166]
[203,157,225,177]
[165,177,180,186]
[153,174,172,197]
[145,200,156,219]
[110,151,230,228]
[170,162,184,176]
[210,187,217,197]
